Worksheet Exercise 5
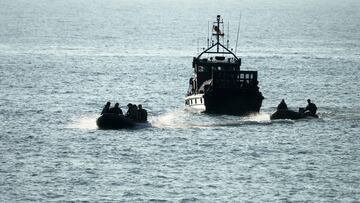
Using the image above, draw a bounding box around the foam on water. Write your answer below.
[241,112,271,123]
[150,109,193,129]
[151,110,274,128]
[68,115,98,130]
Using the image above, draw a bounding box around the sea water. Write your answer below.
[1,0,359,202]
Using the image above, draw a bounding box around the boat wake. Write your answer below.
[150,109,193,129]
[68,115,98,130]
[151,110,273,129]
[240,113,272,123]
[64,109,301,132]
[68,111,278,131]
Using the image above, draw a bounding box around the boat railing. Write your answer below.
[212,70,258,89]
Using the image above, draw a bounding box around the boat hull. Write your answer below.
[185,90,263,115]
[185,94,206,111]
[96,113,136,129]
[270,109,318,120]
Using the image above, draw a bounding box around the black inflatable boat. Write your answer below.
[96,113,139,129]
[270,109,318,120]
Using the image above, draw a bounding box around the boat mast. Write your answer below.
[196,15,238,60]
[216,15,220,52]
[211,15,224,53]
[235,13,242,55]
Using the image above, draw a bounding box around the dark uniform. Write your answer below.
[109,103,123,115]
[101,102,111,115]
[305,99,317,115]
[137,105,147,122]
[126,104,138,120]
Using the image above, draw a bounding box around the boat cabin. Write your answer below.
[189,55,258,95]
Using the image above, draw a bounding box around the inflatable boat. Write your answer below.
[270,109,318,120]
[96,113,138,129]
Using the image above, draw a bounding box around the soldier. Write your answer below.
[305,99,317,115]
[126,103,138,120]
[125,103,132,117]
[109,103,123,115]
[101,101,111,115]
[137,104,148,122]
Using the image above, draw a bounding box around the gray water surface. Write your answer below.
[1,0,360,202]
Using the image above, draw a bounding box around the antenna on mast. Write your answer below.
[212,15,224,53]
[197,38,199,55]
[227,21,230,49]
[216,15,220,52]
[235,13,242,55]
[207,21,210,48]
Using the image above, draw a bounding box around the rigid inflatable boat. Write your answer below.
[96,113,138,129]
[270,109,318,120]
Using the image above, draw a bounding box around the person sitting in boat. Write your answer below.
[137,104,147,122]
[101,101,111,115]
[109,103,123,115]
[304,99,317,115]
[125,103,132,117]
[277,99,288,110]
[126,103,138,120]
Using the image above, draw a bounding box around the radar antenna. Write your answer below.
[212,15,224,52]
[235,13,242,55]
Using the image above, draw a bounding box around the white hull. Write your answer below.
[185,94,205,111]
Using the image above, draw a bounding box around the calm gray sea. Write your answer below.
[1,0,360,202]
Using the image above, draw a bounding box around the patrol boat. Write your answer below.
[185,15,263,115]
